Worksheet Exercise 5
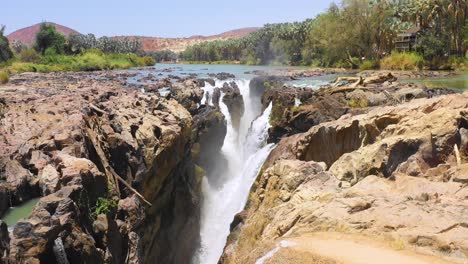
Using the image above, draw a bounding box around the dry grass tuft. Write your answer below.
[265,248,340,264]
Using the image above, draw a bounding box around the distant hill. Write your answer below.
[112,27,260,53]
[7,22,80,46]
[7,22,259,52]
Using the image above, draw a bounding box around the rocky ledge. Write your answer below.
[252,73,455,142]
[0,72,226,263]
[222,80,468,263]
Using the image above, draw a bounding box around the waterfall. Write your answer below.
[200,81,216,106]
[53,237,70,264]
[195,80,275,264]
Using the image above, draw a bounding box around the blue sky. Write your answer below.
[2,0,335,37]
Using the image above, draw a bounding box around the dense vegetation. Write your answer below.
[180,0,467,69]
[0,26,13,62]
[141,49,178,63]
[0,23,155,79]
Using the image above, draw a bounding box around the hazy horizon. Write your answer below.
[2,0,334,37]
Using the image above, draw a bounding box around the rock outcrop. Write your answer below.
[265,73,455,142]
[170,79,204,115]
[221,82,245,131]
[192,105,228,185]
[222,91,468,264]
[0,72,201,264]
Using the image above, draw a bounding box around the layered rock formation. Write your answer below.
[221,82,245,132]
[0,72,211,263]
[260,73,455,142]
[222,87,468,263]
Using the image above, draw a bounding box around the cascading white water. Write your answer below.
[195,79,275,264]
[200,81,217,106]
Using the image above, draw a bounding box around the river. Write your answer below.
[2,64,466,264]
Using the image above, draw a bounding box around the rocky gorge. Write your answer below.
[221,73,468,264]
[0,71,228,263]
[0,67,466,264]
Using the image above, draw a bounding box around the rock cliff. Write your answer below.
[0,72,208,263]
[221,86,468,263]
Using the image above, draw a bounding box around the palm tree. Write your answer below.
[448,0,467,55]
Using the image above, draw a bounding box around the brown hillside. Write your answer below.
[7,22,80,46]
[7,22,259,52]
[119,27,260,53]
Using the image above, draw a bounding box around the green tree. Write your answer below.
[0,25,14,62]
[415,29,450,62]
[34,23,66,54]
[447,0,467,55]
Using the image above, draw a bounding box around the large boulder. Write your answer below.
[170,79,204,115]
[250,76,288,115]
[222,82,245,131]
[1,160,39,205]
[192,105,227,179]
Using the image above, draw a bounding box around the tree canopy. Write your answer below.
[34,23,67,54]
[181,0,467,67]
[0,25,14,62]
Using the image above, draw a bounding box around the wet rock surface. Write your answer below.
[208,72,235,80]
[221,82,245,132]
[192,105,227,185]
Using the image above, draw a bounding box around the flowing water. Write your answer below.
[194,79,275,264]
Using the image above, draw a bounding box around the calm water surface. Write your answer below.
[1,198,40,230]
[404,73,468,90]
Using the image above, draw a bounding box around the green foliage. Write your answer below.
[0,25,14,62]
[348,97,368,108]
[19,48,41,63]
[67,33,98,54]
[11,40,27,54]
[92,197,118,218]
[140,56,156,66]
[0,70,9,84]
[359,60,378,71]
[380,52,424,70]
[142,50,177,62]
[7,50,152,74]
[180,0,466,69]
[415,29,450,62]
[464,22,468,43]
[67,34,142,55]
[34,23,66,55]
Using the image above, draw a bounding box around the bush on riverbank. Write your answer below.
[1,23,155,74]
[6,49,155,73]
[359,60,378,71]
[0,70,8,84]
[380,52,424,71]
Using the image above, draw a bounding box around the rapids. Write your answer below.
[194,79,275,264]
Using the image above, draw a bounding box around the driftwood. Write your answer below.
[89,103,107,115]
[362,73,397,85]
[332,77,362,87]
[454,144,462,166]
[330,86,369,95]
[85,112,153,207]
[329,73,397,95]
